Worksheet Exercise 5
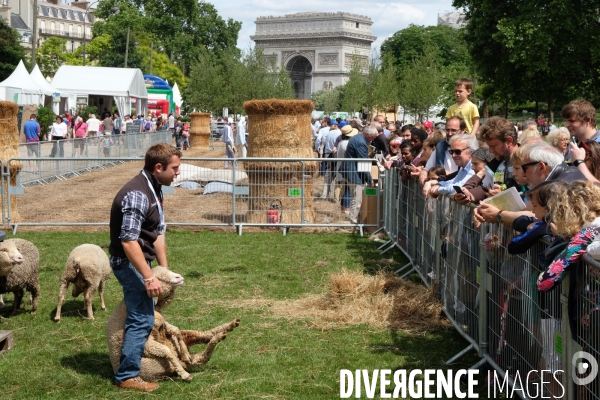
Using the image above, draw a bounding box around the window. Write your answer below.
[50,21,55,31]
[69,24,73,35]
[59,23,64,34]
[356,22,360,28]
[40,20,45,30]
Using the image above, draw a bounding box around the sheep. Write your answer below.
[54,244,112,322]
[0,239,39,315]
[107,266,240,382]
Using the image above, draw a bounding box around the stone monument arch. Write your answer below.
[252,12,375,99]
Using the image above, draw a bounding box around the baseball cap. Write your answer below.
[423,121,433,128]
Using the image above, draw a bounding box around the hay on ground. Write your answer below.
[271,269,449,333]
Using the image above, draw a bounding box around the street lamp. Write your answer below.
[83,3,119,66]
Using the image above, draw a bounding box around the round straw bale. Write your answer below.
[243,99,317,224]
[0,101,22,224]
[189,112,211,150]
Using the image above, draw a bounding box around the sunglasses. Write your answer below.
[448,148,468,156]
[521,160,544,172]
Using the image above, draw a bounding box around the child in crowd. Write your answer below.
[445,77,480,134]
[457,147,494,202]
[427,166,447,182]
[102,133,113,157]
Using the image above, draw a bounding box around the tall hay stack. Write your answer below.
[243,99,317,224]
[0,101,22,224]
[189,112,211,150]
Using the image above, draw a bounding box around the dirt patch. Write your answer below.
[14,142,354,232]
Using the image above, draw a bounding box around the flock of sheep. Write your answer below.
[0,239,240,383]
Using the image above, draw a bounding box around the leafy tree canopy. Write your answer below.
[0,17,28,81]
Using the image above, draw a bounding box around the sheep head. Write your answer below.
[0,240,24,276]
[153,266,184,311]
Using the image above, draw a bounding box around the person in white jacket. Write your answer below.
[221,120,236,168]
[235,116,247,158]
[50,115,68,157]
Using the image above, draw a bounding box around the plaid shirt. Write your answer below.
[109,190,165,267]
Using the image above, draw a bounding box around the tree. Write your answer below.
[453,0,600,114]
[398,46,444,121]
[139,47,187,87]
[37,37,79,77]
[0,18,28,81]
[341,55,367,114]
[312,86,344,111]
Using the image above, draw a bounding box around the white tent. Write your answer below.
[172,82,183,109]
[51,66,148,118]
[0,60,47,105]
[30,64,69,114]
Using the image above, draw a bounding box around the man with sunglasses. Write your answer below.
[422,134,479,198]
[418,116,466,185]
[476,141,586,226]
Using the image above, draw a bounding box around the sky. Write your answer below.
[215,0,459,51]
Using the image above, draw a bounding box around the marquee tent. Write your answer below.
[0,60,47,105]
[29,64,70,114]
[51,66,148,118]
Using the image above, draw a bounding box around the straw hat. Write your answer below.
[341,125,358,137]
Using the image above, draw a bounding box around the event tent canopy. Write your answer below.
[30,65,68,98]
[51,66,148,117]
[0,60,47,105]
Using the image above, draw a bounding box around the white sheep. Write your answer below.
[0,239,39,315]
[54,244,112,322]
[107,266,240,382]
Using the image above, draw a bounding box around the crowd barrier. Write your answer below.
[17,131,172,186]
[380,168,600,399]
[3,158,380,234]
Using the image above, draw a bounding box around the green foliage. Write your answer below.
[0,18,28,81]
[37,37,81,77]
[398,46,445,120]
[184,47,294,116]
[79,105,98,119]
[312,86,344,112]
[139,46,187,87]
[341,55,368,114]
[36,106,56,140]
[73,34,112,65]
[453,0,600,110]
[94,0,241,76]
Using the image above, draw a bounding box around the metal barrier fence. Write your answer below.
[5,157,380,234]
[18,131,172,186]
[380,169,600,399]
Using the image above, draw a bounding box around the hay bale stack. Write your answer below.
[0,101,22,224]
[189,112,211,150]
[243,99,317,224]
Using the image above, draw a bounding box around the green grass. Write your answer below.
[0,230,481,399]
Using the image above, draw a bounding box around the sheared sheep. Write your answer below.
[0,239,39,315]
[54,244,112,322]
[106,266,240,382]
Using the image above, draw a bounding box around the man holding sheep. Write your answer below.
[108,143,181,392]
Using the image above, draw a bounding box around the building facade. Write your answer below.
[251,12,375,99]
[0,0,93,53]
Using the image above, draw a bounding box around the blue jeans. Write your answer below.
[112,261,155,384]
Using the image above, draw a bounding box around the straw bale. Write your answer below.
[243,99,314,116]
[271,269,449,333]
[0,101,22,224]
[189,112,211,150]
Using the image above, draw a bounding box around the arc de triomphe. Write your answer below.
[251,12,376,99]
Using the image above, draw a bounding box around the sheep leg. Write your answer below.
[0,294,4,307]
[181,318,240,347]
[54,282,69,322]
[11,288,24,315]
[163,322,192,364]
[144,337,192,381]
[28,281,40,314]
[83,286,96,320]
[188,332,227,366]
[98,281,106,311]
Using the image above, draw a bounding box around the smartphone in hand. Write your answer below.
[453,185,464,194]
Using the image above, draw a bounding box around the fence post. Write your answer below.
[478,222,488,358]
[232,162,237,227]
[561,273,574,400]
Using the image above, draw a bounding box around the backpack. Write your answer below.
[145,121,152,131]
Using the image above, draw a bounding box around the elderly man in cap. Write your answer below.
[320,120,341,199]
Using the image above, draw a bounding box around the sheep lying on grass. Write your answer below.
[0,239,39,315]
[54,244,112,322]
[107,266,240,382]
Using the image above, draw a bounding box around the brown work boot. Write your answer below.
[116,376,159,392]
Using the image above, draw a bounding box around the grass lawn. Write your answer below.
[0,230,482,399]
